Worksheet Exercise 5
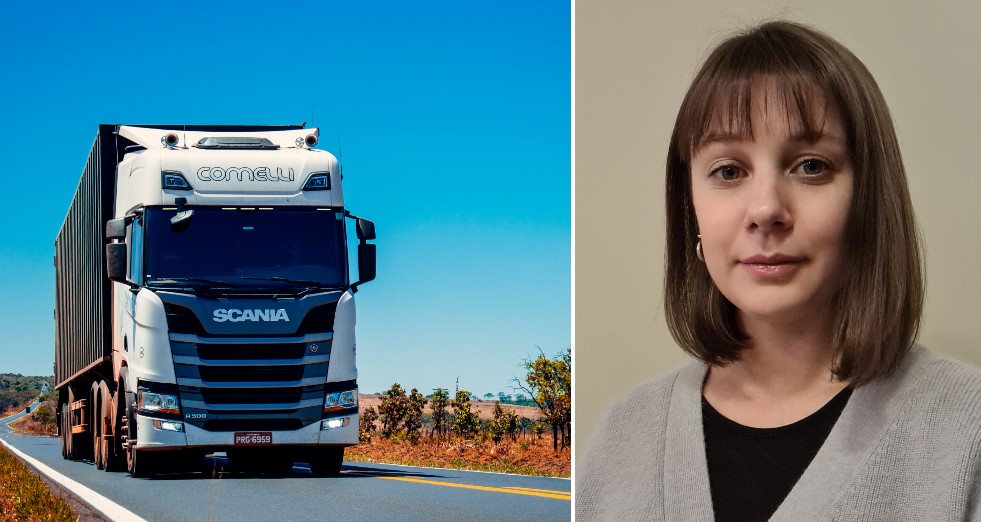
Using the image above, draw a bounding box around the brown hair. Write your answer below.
[664,20,923,385]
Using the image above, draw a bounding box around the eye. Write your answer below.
[710,164,742,181]
[797,159,828,176]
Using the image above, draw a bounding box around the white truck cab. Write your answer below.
[56,124,376,477]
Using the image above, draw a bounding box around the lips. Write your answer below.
[738,254,804,277]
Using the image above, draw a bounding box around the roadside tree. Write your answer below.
[489,402,521,443]
[513,347,571,451]
[429,388,450,439]
[378,383,409,439]
[452,389,480,439]
[360,406,378,442]
[404,388,428,443]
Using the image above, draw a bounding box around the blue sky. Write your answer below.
[0,2,570,397]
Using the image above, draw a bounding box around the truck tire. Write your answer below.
[100,382,124,471]
[121,380,155,477]
[91,382,104,470]
[63,388,83,461]
[59,400,69,459]
[308,447,344,477]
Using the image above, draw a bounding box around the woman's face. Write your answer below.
[690,93,853,326]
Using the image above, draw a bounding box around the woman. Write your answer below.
[576,20,981,521]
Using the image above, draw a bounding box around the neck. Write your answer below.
[702,309,850,428]
[725,311,841,394]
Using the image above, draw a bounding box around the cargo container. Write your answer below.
[55,124,376,477]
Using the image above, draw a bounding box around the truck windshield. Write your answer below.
[143,206,347,291]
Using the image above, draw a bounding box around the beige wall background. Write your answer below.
[575,0,981,462]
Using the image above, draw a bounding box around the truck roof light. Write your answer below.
[195,137,279,150]
[161,133,180,147]
[162,171,192,190]
[295,134,319,148]
[302,172,330,191]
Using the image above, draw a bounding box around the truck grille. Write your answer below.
[203,419,305,432]
[196,388,306,405]
[198,366,305,382]
[170,332,332,432]
[197,343,307,361]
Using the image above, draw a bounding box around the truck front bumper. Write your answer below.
[135,413,359,450]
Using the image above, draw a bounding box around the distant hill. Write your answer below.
[0,374,54,414]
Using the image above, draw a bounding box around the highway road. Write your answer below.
[1,407,570,521]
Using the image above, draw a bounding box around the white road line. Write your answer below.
[0,437,147,522]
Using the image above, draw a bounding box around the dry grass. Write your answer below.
[0,445,76,521]
[346,435,570,477]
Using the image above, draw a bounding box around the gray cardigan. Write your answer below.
[576,346,981,521]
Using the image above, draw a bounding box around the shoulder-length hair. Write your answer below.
[664,20,923,385]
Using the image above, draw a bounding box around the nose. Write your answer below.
[744,172,791,233]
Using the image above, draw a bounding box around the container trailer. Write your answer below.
[55,124,375,477]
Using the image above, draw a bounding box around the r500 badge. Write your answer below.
[234,432,273,445]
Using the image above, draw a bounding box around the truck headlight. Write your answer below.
[324,389,357,412]
[139,390,180,415]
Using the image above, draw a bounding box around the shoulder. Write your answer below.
[597,360,703,432]
[850,344,981,465]
[827,346,981,519]
[896,345,981,420]
[576,360,706,521]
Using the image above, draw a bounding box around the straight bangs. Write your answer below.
[674,37,846,167]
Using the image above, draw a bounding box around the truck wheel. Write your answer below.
[122,390,152,477]
[308,447,344,477]
[60,400,69,459]
[64,387,83,460]
[91,383,104,470]
[100,382,124,471]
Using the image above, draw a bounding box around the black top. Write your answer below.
[702,387,853,522]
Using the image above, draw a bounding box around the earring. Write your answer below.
[696,234,704,262]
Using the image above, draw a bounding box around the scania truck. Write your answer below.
[55,124,375,477]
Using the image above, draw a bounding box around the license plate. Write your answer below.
[234,432,273,446]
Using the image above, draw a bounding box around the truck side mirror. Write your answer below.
[348,213,376,294]
[356,219,375,241]
[106,243,128,284]
[358,243,376,284]
[106,218,127,240]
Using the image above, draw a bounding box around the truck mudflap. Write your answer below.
[134,412,358,449]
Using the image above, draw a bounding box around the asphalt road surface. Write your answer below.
[1,409,570,521]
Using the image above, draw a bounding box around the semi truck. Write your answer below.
[55,124,375,477]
